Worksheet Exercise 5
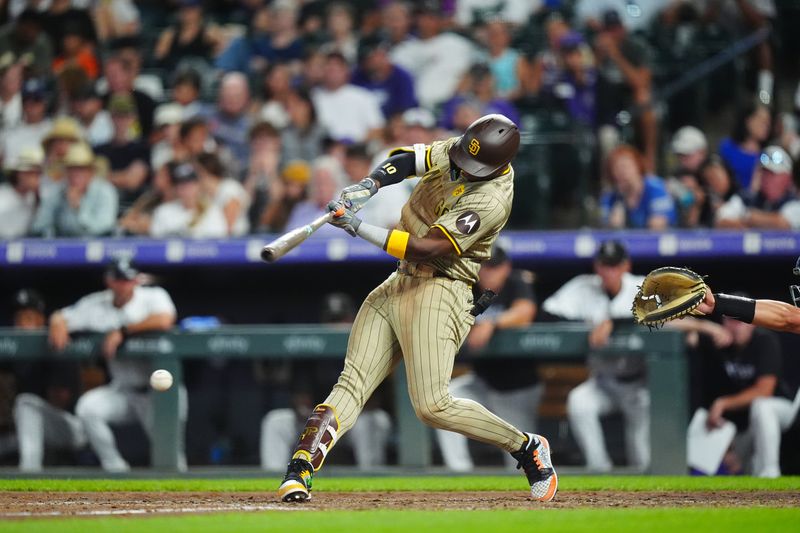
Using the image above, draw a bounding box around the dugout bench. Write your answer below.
[0,324,686,474]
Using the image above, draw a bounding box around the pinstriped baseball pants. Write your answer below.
[324,271,527,454]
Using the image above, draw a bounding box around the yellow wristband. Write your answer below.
[385,230,410,260]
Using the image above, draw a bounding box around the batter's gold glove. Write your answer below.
[631,267,707,328]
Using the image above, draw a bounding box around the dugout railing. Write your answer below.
[0,324,686,475]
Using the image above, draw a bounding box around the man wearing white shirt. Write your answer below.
[150,161,228,239]
[0,146,42,239]
[1,78,51,166]
[311,51,384,143]
[70,84,113,147]
[542,240,649,472]
[47,257,186,472]
[0,55,23,131]
[716,146,800,230]
[390,2,476,109]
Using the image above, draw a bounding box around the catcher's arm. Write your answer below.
[698,289,800,334]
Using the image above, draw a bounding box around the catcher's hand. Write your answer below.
[339,177,378,213]
[632,266,707,328]
[327,200,362,236]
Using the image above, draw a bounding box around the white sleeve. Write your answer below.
[541,276,589,320]
[364,93,385,129]
[60,294,101,332]
[749,0,776,17]
[455,0,474,27]
[715,195,746,223]
[144,287,177,317]
[779,200,800,230]
[149,205,169,238]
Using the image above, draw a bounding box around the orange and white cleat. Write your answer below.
[511,433,558,502]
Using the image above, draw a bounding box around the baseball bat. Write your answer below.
[260,206,345,263]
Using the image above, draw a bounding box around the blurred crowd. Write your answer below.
[1,0,799,237]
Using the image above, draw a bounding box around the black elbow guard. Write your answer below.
[369,152,417,187]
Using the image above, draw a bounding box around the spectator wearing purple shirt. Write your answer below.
[552,32,596,126]
[351,35,417,119]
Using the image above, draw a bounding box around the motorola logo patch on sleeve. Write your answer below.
[456,211,481,234]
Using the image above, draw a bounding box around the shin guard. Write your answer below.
[291,404,340,471]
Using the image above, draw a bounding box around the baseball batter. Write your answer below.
[278,114,557,503]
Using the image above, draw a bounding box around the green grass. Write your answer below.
[5,508,800,533]
[3,477,798,532]
[1,475,799,492]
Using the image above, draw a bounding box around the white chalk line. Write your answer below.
[2,504,310,518]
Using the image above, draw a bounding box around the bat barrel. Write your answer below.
[260,246,278,263]
[259,211,335,264]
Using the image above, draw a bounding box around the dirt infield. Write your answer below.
[1,490,797,517]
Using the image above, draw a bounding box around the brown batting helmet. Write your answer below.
[449,114,520,179]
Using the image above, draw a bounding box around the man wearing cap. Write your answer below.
[70,84,113,146]
[716,146,800,230]
[48,257,185,472]
[149,161,227,238]
[351,34,418,119]
[95,93,151,214]
[435,243,541,471]
[667,126,709,227]
[0,146,43,238]
[671,126,708,175]
[31,142,118,237]
[11,289,88,472]
[0,78,51,166]
[542,240,650,472]
[150,103,185,171]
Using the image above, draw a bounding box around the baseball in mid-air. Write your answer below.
[150,369,173,391]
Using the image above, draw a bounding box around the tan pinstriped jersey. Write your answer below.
[392,137,514,285]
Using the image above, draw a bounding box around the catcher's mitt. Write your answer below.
[632,267,707,328]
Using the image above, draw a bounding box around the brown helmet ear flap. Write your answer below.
[291,404,340,471]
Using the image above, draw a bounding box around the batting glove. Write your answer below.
[327,201,362,237]
[339,177,378,213]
